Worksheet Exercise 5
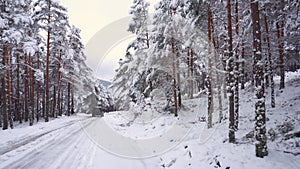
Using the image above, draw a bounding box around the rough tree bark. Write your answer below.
[6,46,13,128]
[2,44,8,130]
[29,56,34,126]
[10,50,15,123]
[276,21,285,89]
[188,48,194,99]
[171,35,178,116]
[176,51,182,108]
[234,0,239,130]
[24,54,29,122]
[207,5,214,128]
[227,0,235,143]
[36,53,40,122]
[71,82,75,114]
[57,50,62,116]
[251,0,268,158]
[264,14,275,108]
[45,0,51,122]
[67,82,71,116]
[241,41,246,89]
[52,86,56,118]
[16,54,22,123]
[8,48,13,128]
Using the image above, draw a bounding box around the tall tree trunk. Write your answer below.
[190,49,194,99]
[42,86,45,120]
[146,32,150,49]
[265,56,270,87]
[57,51,62,116]
[71,82,75,114]
[264,15,275,108]
[176,52,182,108]
[45,1,51,122]
[2,44,8,130]
[67,82,71,116]
[52,86,57,118]
[8,49,13,128]
[16,54,22,123]
[36,53,40,122]
[6,46,13,129]
[6,48,11,127]
[61,90,64,116]
[276,21,285,89]
[188,49,194,99]
[10,51,15,122]
[24,54,29,122]
[251,0,268,158]
[187,49,191,98]
[241,41,246,89]
[171,35,178,116]
[227,0,235,143]
[45,29,51,121]
[29,56,34,126]
[207,5,214,129]
[234,0,240,130]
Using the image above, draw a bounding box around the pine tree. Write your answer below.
[183,0,208,100]
[233,0,240,130]
[0,0,92,129]
[227,0,235,143]
[1,44,8,130]
[276,20,285,89]
[33,0,69,121]
[263,14,275,108]
[128,0,150,49]
[251,0,268,158]
[207,4,213,128]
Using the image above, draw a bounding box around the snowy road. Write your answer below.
[0,116,158,169]
[0,117,95,169]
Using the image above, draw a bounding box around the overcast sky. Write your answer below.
[60,0,157,81]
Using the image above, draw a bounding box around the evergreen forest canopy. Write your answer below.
[112,0,299,158]
[0,0,104,130]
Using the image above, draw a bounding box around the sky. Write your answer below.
[60,0,158,81]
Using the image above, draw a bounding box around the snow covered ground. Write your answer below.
[0,71,300,169]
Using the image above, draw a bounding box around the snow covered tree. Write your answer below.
[0,0,95,129]
[33,0,69,121]
[251,0,268,158]
[146,0,188,115]
[0,0,9,130]
[227,0,236,143]
[128,0,150,49]
[111,0,151,111]
[233,0,240,130]
[111,52,135,110]
[263,13,275,108]
[183,0,208,100]
[67,26,88,115]
[207,4,214,128]
[0,0,36,128]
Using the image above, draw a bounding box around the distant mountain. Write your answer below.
[97,79,112,88]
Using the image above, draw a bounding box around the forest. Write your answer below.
[0,0,96,130]
[0,0,299,163]
[112,0,299,158]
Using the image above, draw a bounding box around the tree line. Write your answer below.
[0,0,94,130]
[112,0,299,158]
